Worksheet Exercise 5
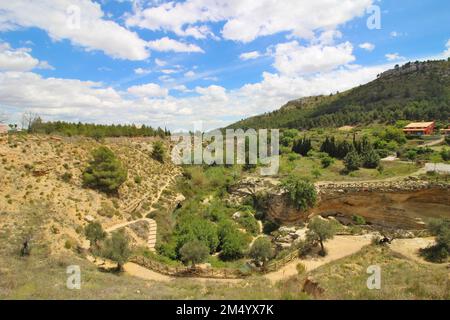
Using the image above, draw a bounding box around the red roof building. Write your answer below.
[403,121,435,135]
[0,124,9,135]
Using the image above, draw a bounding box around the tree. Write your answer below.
[84,221,106,250]
[420,218,450,263]
[82,147,127,194]
[218,221,248,260]
[362,149,381,168]
[281,176,317,211]
[179,240,209,267]
[248,237,273,266]
[344,150,362,171]
[151,141,166,163]
[307,217,338,256]
[102,230,130,271]
[292,136,312,156]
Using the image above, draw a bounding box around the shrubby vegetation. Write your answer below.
[420,219,450,263]
[248,237,274,266]
[281,176,317,210]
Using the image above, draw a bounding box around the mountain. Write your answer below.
[227,59,450,130]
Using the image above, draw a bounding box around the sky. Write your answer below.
[0,0,449,131]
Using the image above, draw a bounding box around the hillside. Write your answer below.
[228,59,450,130]
[0,134,181,254]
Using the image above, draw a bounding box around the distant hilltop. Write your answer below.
[227,59,450,130]
[378,60,450,79]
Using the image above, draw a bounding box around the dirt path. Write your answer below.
[389,237,436,264]
[105,168,180,251]
[263,235,372,282]
[421,136,445,147]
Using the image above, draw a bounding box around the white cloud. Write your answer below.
[385,53,405,61]
[134,68,151,75]
[0,42,54,72]
[161,69,179,74]
[37,61,55,70]
[195,85,228,102]
[359,42,375,51]
[127,83,168,97]
[272,41,355,76]
[155,58,167,67]
[127,0,373,43]
[444,39,450,57]
[239,51,261,61]
[390,31,402,38]
[147,37,204,53]
[0,61,393,130]
[0,1,149,60]
[171,85,191,93]
[0,42,39,71]
[184,71,196,77]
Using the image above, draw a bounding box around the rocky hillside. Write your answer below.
[0,134,180,254]
[228,59,450,129]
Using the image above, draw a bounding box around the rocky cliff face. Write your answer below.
[266,180,450,230]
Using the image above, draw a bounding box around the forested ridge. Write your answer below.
[228,59,450,130]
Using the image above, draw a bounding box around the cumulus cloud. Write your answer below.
[127,83,168,97]
[272,41,355,76]
[0,1,149,60]
[126,0,373,43]
[147,37,204,53]
[0,61,391,130]
[0,42,54,72]
[359,42,375,51]
[239,51,261,61]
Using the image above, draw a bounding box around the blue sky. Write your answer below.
[0,0,449,130]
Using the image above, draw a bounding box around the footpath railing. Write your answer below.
[129,256,249,279]
[130,249,300,279]
[264,250,299,273]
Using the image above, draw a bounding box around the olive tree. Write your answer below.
[307,217,338,256]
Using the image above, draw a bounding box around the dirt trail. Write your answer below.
[263,235,372,283]
[105,168,180,251]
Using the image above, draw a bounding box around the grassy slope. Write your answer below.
[307,245,449,300]
[228,60,450,130]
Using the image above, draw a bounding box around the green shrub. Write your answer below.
[352,215,366,225]
[179,240,209,267]
[321,156,334,168]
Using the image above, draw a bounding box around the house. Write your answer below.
[403,121,435,135]
[0,124,9,135]
[441,126,450,135]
